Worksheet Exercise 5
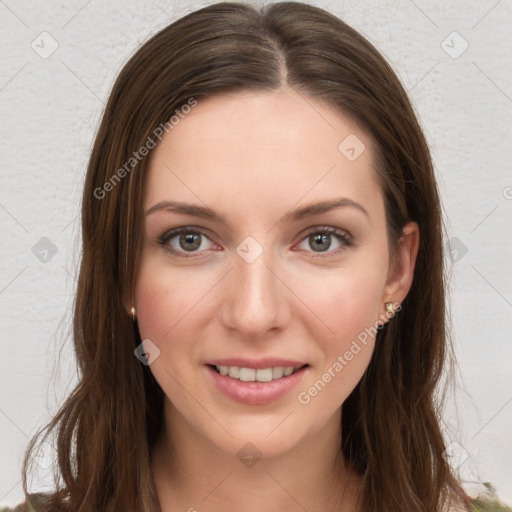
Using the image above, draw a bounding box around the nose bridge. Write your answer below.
[221,241,289,336]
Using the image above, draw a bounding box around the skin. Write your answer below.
[131,87,419,512]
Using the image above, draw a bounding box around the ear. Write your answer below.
[382,221,420,307]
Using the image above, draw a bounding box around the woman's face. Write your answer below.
[134,87,414,458]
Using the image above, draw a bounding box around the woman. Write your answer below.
[21,2,472,511]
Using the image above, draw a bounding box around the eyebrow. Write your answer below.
[280,197,369,223]
[145,197,369,223]
[146,200,226,222]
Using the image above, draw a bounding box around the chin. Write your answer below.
[217,428,302,462]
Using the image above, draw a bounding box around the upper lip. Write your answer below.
[205,358,308,370]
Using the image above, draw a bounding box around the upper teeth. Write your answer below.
[215,365,298,382]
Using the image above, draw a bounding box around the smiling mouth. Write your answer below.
[208,364,309,383]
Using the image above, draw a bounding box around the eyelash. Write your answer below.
[294,226,353,257]
[158,227,217,259]
[157,225,353,259]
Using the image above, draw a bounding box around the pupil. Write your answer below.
[180,233,201,251]
[311,234,330,252]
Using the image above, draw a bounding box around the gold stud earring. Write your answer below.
[130,306,136,321]
[385,302,395,314]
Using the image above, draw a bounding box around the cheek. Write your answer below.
[295,280,381,414]
[292,257,386,407]
[297,339,374,416]
[134,259,213,343]
[133,260,212,403]
[134,276,171,343]
[294,259,387,344]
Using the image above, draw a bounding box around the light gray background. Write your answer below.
[1,0,511,507]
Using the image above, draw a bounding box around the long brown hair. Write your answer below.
[22,2,471,511]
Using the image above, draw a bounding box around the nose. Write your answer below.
[220,249,291,339]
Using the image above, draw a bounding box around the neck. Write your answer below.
[152,399,362,512]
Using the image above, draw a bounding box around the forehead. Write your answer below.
[144,88,383,223]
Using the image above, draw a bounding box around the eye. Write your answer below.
[158,227,219,257]
[295,226,353,255]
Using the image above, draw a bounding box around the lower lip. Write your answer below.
[206,365,308,405]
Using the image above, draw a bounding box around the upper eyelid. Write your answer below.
[303,225,351,237]
[159,226,220,251]
[297,225,352,245]
[159,225,352,254]
[160,226,216,242]
[159,225,351,241]
[295,226,353,250]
